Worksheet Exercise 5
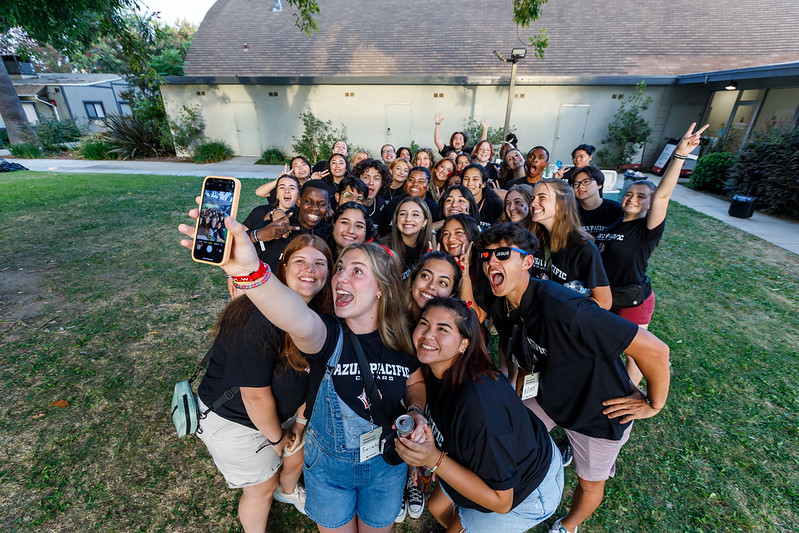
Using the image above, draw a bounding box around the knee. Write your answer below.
[244,475,279,500]
[577,477,606,495]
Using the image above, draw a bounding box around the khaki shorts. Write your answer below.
[197,398,283,489]
[524,397,633,482]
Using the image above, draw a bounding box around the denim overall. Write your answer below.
[302,325,407,528]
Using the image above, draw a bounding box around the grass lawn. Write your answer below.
[1,171,797,532]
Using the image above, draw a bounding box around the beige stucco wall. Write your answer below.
[161,82,709,164]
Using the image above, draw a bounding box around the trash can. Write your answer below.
[728,195,756,218]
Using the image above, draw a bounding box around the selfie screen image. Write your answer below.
[194,179,235,263]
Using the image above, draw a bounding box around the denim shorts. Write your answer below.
[449,437,564,532]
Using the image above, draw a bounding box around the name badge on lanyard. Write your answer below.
[360,427,381,462]
[520,372,540,400]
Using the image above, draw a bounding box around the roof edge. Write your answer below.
[676,61,799,84]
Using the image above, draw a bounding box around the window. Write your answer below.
[84,101,106,119]
[119,102,132,116]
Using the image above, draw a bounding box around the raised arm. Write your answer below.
[602,327,670,423]
[647,122,708,229]
[480,118,490,142]
[433,113,446,152]
[179,212,326,353]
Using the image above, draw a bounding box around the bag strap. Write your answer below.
[189,347,240,417]
[345,327,392,428]
[188,348,214,384]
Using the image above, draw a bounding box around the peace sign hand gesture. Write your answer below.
[674,122,709,157]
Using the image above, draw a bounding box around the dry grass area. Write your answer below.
[1,172,797,532]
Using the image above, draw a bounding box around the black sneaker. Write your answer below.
[407,479,425,519]
[558,439,573,468]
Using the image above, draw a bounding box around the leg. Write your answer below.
[238,475,279,533]
[318,516,358,533]
[279,447,304,494]
[624,323,648,386]
[560,477,606,533]
[427,485,456,528]
[356,517,394,532]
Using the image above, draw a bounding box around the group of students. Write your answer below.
[177,119,708,533]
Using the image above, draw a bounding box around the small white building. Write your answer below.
[161,0,799,165]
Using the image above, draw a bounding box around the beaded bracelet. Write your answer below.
[406,405,424,417]
[672,152,688,160]
[231,261,272,290]
[430,451,447,474]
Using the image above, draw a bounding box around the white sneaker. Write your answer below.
[548,518,577,533]
[274,484,306,515]
[394,496,407,523]
[407,480,425,519]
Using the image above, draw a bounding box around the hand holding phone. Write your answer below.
[191,176,241,265]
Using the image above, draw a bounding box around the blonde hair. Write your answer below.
[531,178,591,252]
[336,242,414,354]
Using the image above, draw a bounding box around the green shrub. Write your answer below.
[256,147,289,165]
[192,141,233,163]
[34,119,82,146]
[597,82,654,170]
[78,139,116,160]
[169,104,205,153]
[728,122,799,218]
[291,111,347,164]
[688,152,733,193]
[103,114,167,159]
[8,143,41,158]
[463,117,506,148]
[0,128,9,147]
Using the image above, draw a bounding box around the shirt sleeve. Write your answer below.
[581,241,610,289]
[569,301,638,361]
[299,313,339,364]
[220,310,278,388]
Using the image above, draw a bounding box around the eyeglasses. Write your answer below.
[572,178,595,189]
[478,246,528,262]
[340,191,364,203]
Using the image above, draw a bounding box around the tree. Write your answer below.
[597,82,654,171]
[0,0,144,144]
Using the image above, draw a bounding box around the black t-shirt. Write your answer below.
[427,373,553,512]
[439,144,474,157]
[365,196,388,226]
[312,160,329,174]
[378,194,439,237]
[475,162,499,183]
[596,218,665,287]
[578,200,623,239]
[531,239,609,290]
[477,278,638,440]
[476,189,503,229]
[243,203,285,232]
[246,209,327,271]
[198,307,309,428]
[301,314,420,423]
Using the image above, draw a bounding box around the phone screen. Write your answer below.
[193,177,238,264]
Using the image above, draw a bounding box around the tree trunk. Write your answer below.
[0,61,39,145]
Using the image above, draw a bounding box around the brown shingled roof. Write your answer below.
[185,0,799,79]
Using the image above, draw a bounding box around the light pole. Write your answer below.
[494,48,527,141]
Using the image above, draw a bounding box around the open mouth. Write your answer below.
[418,290,434,301]
[489,268,505,289]
[306,213,321,222]
[335,288,353,307]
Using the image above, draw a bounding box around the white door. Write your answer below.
[232,101,262,156]
[386,104,412,146]
[552,104,591,165]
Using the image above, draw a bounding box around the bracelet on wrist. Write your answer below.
[672,152,688,160]
[266,433,283,446]
[430,451,447,474]
[252,228,260,242]
[231,261,272,290]
[295,416,308,426]
[406,405,424,417]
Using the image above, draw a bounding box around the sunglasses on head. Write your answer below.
[478,246,528,262]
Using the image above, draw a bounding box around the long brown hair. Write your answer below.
[212,234,333,372]
[531,178,591,252]
[389,197,433,264]
[337,242,414,354]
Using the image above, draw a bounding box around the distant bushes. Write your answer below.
[728,123,799,218]
[34,119,82,147]
[8,143,41,158]
[192,141,233,163]
[256,147,289,165]
[688,152,733,193]
[103,114,169,159]
[78,139,116,160]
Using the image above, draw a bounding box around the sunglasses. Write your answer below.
[478,246,528,262]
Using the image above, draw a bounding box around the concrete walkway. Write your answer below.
[5,156,799,256]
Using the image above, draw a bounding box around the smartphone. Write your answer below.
[192,176,241,265]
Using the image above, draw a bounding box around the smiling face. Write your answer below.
[531,182,557,231]
[413,306,469,377]
[505,150,524,170]
[333,208,367,249]
[329,155,348,179]
[290,158,311,180]
[284,245,329,303]
[411,259,457,312]
[391,161,410,186]
[456,154,471,172]
[332,141,348,156]
[451,133,466,151]
[481,240,533,303]
[440,218,470,257]
[352,151,368,167]
[298,187,329,229]
[442,189,470,217]
[381,145,396,163]
[397,147,411,160]
[504,190,530,223]
[434,160,454,184]
[474,141,492,163]
[572,149,592,167]
[622,183,653,219]
[396,201,427,239]
[461,167,485,201]
[332,248,380,323]
[361,167,383,199]
[571,171,601,203]
[405,170,429,197]
[527,148,549,179]
[414,151,432,169]
[276,177,299,210]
